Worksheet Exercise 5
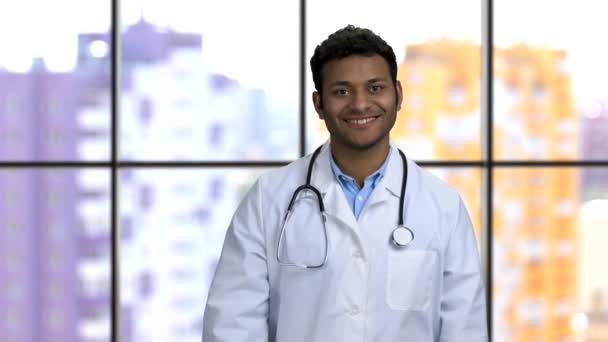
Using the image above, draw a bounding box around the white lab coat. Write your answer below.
[203,142,488,342]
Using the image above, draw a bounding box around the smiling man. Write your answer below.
[312,51,401,188]
[203,25,488,342]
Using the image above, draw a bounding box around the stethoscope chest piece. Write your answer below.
[391,226,414,247]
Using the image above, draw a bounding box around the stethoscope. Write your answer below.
[277,144,414,269]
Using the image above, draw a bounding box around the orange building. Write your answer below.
[394,39,481,241]
[494,45,578,341]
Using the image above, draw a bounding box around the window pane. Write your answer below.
[493,167,608,341]
[306,0,482,160]
[495,0,608,160]
[0,1,111,161]
[0,169,111,341]
[119,168,267,341]
[119,1,299,161]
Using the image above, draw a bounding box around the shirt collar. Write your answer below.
[329,146,392,188]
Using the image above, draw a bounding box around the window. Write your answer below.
[2,1,608,342]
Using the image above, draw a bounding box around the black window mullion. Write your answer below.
[483,0,494,337]
[300,0,307,158]
[110,0,120,340]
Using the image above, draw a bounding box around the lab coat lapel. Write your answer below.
[395,151,438,250]
[322,183,358,229]
[365,144,402,208]
[368,143,438,250]
[311,142,358,229]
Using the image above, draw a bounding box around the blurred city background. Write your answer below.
[0,0,607,341]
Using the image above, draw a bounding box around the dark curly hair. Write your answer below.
[310,25,398,94]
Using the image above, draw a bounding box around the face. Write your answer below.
[313,54,403,153]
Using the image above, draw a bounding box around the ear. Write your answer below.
[312,91,324,119]
[395,80,403,111]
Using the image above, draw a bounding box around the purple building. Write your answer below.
[0,55,86,342]
[0,17,203,342]
[0,71,36,160]
[1,16,274,341]
[581,101,608,199]
[0,35,109,342]
[0,169,37,341]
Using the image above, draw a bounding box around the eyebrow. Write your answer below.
[367,77,388,84]
[328,77,389,87]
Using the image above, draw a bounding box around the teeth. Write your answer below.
[348,117,375,124]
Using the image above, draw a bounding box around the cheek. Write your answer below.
[321,96,346,113]
[382,98,398,112]
[321,106,343,122]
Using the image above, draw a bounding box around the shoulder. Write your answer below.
[249,153,313,205]
[404,161,472,248]
[406,160,463,213]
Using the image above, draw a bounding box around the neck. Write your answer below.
[330,139,390,187]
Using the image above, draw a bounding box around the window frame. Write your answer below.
[2,1,608,341]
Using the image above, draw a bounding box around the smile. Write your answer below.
[344,116,379,127]
[346,117,375,124]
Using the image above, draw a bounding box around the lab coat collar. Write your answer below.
[311,141,404,217]
[380,142,404,199]
[311,141,357,228]
[310,141,435,250]
[309,141,333,195]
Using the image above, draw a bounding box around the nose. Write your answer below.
[350,89,372,113]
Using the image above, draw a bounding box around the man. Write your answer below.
[203,25,488,341]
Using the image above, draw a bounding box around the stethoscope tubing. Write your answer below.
[277,144,414,269]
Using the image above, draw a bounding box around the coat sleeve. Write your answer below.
[439,197,489,342]
[202,179,270,342]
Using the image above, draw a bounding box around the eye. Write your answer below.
[369,85,384,93]
[333,88,350,96]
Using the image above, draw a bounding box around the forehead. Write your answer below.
[321,54,391,85]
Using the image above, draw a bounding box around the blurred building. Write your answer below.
[1,15,289,342]
[0,63,111,342]
[117,19,287,161]
[579,105,608,341]
[493,45,578,342]
[395,39,481,160]
[115,19,272,342]
[581,101,608,200]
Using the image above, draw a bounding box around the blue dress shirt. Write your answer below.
[329,147,392,220]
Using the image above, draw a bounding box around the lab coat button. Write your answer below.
[349,306,360,316]
[352,251,363,259]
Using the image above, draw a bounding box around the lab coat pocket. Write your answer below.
[386,249,436,311]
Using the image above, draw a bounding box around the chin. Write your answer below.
[345,138,384,151]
